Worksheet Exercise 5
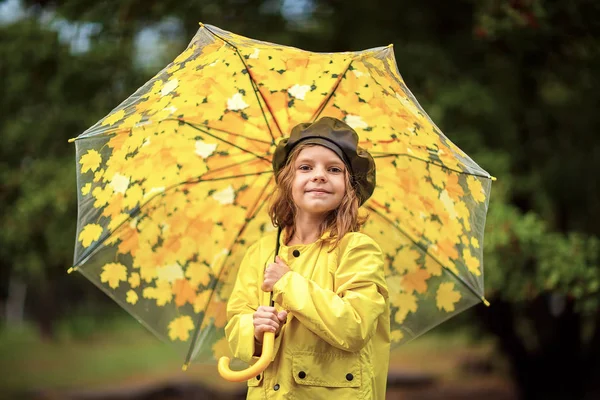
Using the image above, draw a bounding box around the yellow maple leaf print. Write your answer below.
[102,108,125,126]
[143,281,173,306]
[81,183,92,195]
[78,223,103,247]
[100,262,127,289]
[212,336,231,359]
[390,329,404,343]
[128,272,140,288]
[471,237,480,248]
[462,248,481,275]
[467,176,486,203]
[92,185,113,209]
[393,292,418,324]
[168,315,194,341]
[186,262,212,287]
[436,282,461,312]
[126,290,138,305]
[80,150,102,173]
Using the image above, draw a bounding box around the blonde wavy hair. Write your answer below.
[268,142,367,248]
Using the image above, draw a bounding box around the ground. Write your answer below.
[0,320,516,399]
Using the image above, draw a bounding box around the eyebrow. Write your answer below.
[295,157,345,167]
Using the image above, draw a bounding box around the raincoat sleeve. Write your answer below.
[224,240,284,364]
[272,233,388,352]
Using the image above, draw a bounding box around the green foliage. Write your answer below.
[1,0,599,396]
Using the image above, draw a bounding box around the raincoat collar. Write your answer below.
[278,227,333,248]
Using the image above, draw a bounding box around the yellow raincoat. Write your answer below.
[225,231,391,399]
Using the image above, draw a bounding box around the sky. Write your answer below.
[0,0,314,63]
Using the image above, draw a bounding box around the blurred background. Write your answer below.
[1,0,599,399]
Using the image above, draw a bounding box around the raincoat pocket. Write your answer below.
[292,351,361,388]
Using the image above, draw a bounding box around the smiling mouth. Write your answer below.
[307,190,330,194]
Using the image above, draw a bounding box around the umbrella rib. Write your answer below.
[184,174,275,367]
[362,73,487,176]
[365,205,485,303]
[183,120,272,145]
[310,60,354,123]
[184,122,271,163]
[71,171,273,269]
[371,153,494,180]
[203,25,280,142]
[200,158,271,177]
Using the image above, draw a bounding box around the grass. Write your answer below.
[0,318,500,397]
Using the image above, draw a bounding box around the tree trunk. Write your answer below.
[5,274,27,326]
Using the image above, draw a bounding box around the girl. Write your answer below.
[225,117,391,399]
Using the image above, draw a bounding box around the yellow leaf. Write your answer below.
[186,262,212,287]
[81,183,92,195]
[78,223,103,247]
[92,185,114,208]
[102,109,125,126]
[80,150,102,173]
[471,237,480,248]
[393,292,417,324]
[107,213,129,231]
[126,290,138,305]
[424,254,442,276]
[143,280,173,306]
[168,315,194,341]
[212,336,231,359]
[463,248,481,276]
[129,272,140,288]
[467,176,486,203]
[390,329,404,343]
[436,282,461,312]
[123,185,143,210]
[193,290,212,314]
[100,262,127,289]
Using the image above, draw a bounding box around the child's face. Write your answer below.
[291,145,346,218]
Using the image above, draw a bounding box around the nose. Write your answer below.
[311,167,327,182]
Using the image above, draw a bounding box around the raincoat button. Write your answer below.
[292,249,300,257]
[346,373,354,381]
[274,384,280,391]
[298,371,306,379]
[256,375,260,380]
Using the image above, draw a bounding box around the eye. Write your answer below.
[329,166,344,173]
[298,164,311,171]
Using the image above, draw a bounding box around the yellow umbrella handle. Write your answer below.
[217,331,274,382]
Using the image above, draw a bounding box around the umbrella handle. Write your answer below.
[217,331,274,382]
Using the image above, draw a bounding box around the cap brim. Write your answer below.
[297,137,351,171]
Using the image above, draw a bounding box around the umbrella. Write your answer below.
[70,23,493,380]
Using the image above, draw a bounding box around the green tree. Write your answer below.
[3,1,599,398]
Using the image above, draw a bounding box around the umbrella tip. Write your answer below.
[67,266,78,274]
[482,297,490,307]
[182,363,189,372]
[490,176,497,181]
[199,22,204,28]
[68,138,76,143]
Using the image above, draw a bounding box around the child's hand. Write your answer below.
[253,306,288,343]
[262,256,290,292]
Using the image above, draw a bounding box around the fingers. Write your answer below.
[277,310,288,322]
[254,307,280,331]
[256,306,276,313]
